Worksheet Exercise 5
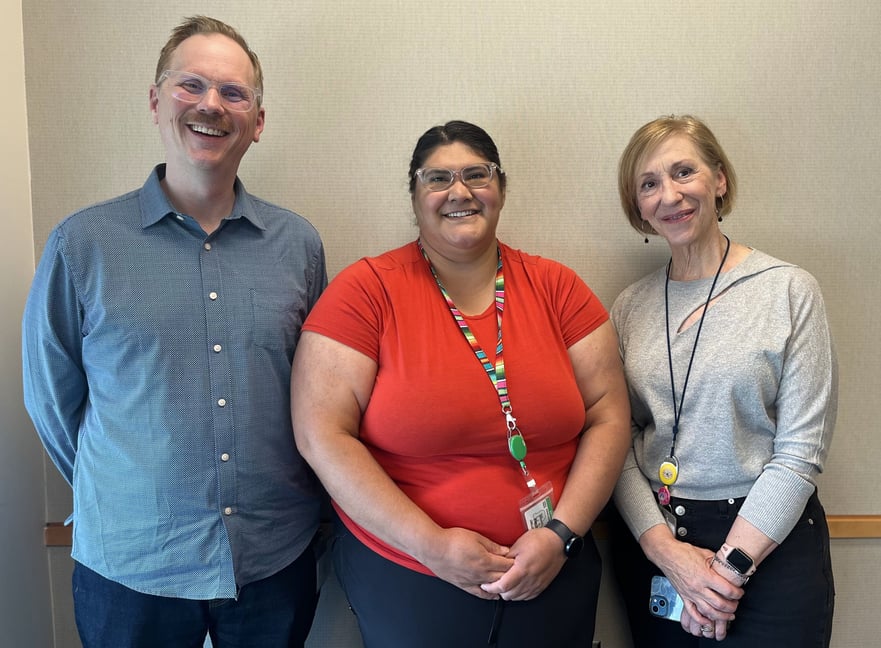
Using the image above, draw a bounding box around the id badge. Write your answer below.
[519,481,554,530]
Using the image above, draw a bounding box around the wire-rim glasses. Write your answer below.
[158,70,262,112]
[415,163,504,192]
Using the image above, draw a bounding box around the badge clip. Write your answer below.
[659,456,679,486]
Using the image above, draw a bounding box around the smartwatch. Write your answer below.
[545,519,584,558]
[718,543,757,583]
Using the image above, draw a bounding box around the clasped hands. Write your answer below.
[420,526,566,602]
[670,546,745,641]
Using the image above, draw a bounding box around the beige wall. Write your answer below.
[1,0,54,645]
[14,1,881,646]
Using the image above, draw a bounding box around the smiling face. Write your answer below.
[149,33,264,178]
[635,134,727,249]
[412,142,506,262]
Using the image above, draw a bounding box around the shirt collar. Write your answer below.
[140,164,267,231]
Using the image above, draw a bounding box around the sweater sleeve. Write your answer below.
[737,269,838,543]
[613,433,670,539]
[610,284,669,539]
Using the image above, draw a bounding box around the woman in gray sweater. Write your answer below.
[609,115,836,647]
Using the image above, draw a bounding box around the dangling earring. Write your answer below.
[640,220,650,244]
[716,195,724,222]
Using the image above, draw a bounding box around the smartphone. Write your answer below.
[649,575,684,622]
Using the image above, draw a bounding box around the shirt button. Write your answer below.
[209,291,218,300]
[674,505,686,516]
[677,527,688,537]
[728,498,735,504]
[204,243,212,251]
[217,398,227,407]
[220,453,230,462]
[213,344,222,353]
[223,507,233,516]
[175,214,184,221]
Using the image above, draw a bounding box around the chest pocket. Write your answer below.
[250,289,303,360]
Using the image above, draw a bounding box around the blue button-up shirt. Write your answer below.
[23,165,326,598]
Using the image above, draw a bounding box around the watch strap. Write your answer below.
[545,518,570,539]
[718,543,757,582]
[544,519,580,557]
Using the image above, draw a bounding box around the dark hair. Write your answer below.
[155,15,263,106]
[408,120,506,194]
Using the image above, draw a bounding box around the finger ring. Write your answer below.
[700,625,713,633]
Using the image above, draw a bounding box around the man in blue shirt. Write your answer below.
[22,16,326,647]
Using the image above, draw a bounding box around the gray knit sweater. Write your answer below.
[611,249,837,544]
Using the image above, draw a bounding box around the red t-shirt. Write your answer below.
[303,241,608,574]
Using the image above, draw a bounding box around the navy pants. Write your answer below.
[73,546,318,648]
[609,491,835,647]
[333,519,602,648]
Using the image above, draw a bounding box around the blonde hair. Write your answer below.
[155,16,263,106]
[618,115,737,234]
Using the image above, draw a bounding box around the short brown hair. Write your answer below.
[618,115,737,234]
[155,15,263,105]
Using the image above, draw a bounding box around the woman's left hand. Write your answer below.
[478,526,566,600]
[680,602,729,641]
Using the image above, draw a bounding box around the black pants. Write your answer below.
[608,491,835,647]
[73,546,318,648]
[332,518,602,648]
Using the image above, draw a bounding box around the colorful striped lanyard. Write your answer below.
[417,240,535,489]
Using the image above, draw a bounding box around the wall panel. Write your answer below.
[22,1,881,645]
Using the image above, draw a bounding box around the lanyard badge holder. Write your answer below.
[419,240,555,531]
[657,236,731,528]
[508,409,555,529]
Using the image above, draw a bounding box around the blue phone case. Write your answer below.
[649,575,684,622]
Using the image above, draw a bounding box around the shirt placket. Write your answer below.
[201,238,237,522]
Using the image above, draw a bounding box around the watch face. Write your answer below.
[727,548,753,573]
[565,535,584,558]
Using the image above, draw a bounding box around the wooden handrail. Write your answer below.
[44,522,70,546]
[44,515,881,547]
[827,515,881,539]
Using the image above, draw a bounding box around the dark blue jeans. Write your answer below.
[333,518,602,648]
[73,546,318,648]
[609,491,835,647]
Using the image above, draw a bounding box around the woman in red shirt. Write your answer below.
[291,120,630,647]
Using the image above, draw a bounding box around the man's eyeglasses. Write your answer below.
[415,163,504,192]
[157,70,262,112]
